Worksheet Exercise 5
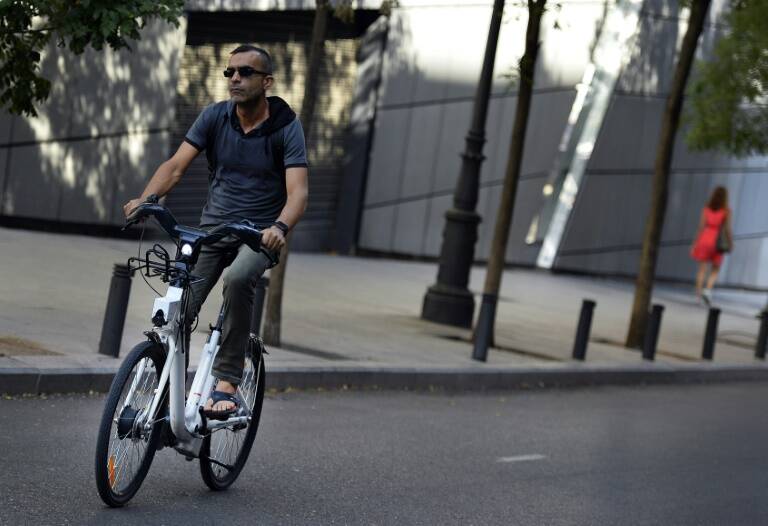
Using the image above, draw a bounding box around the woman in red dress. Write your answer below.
[690,186,733,305]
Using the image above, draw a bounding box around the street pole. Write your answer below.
[472,0,546,361]
[421,0,505,328]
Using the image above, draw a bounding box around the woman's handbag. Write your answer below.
[716,215,732,253]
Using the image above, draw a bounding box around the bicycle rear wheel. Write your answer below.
[95,341,167,507]
[199,337,266,490]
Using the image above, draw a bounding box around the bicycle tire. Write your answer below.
[199,340,265,491]
[95,340,167,507]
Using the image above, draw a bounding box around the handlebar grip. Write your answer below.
[123,195,157,227]
[123,209,143,230]
[123,202,179,238]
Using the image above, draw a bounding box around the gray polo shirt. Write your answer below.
[184,97,308,228]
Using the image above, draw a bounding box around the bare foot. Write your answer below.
[204,380,237,413]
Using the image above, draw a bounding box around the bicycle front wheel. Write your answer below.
[199,338,266,490]
[95,341,167,507]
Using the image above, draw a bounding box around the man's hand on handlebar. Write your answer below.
[261,226,286,252]
[124,195,160,221]
[123,198,145,219]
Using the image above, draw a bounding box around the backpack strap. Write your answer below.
[205,102,229,181]
[270,127,285,174]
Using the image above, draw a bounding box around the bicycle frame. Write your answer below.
[140,285,252,458]
[118,203,272,459]
[96,200,273,506]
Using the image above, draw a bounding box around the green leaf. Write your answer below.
[685,0,768,156]
[0,0,184,115]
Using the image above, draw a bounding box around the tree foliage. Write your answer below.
[0,0,184,116]
[685,0,768,156]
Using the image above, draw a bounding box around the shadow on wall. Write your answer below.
[0,19,186,228]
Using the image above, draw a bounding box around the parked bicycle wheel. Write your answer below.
[200,338,266,490]
[95,341,167,507]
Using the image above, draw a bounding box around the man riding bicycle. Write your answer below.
[123,44,308,419]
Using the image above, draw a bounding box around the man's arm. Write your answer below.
[261,166,309,251]
[123,142,200,218]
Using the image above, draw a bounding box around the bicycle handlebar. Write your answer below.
[125,201,177,236]
[125,195,277,266]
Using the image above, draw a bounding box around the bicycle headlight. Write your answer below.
[181,243,193,256]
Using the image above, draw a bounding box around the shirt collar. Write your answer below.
[228,100,268,136]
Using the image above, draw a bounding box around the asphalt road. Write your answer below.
[2,383,768,525]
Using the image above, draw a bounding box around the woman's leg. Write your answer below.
[706,263,721,291]
[695,262,708,296]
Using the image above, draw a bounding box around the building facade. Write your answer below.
[349,0,768,289]
[1,0,766,288]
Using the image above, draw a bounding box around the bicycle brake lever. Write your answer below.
[122,218,138,231]
[261,248,280,268]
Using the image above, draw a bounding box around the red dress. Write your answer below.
[691,207,728,265]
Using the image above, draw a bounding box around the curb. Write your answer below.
[265,365,768,391]
[2,363,768,395]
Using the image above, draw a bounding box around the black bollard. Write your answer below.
[572,299,596,360]
[249,276,269,336]
[756,311,768,360]
[701,307,720,361]
[472,294,498,362]
[642,304,664,361]
[98,263,132,357]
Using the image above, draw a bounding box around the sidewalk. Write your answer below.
[2,226,768,394]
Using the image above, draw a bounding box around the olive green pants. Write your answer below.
[185,235,272,385]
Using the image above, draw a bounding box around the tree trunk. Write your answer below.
[472,0,546,358]
[262,0,329,346]
[625,0,711,348]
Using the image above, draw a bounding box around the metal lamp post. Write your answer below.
[421,0,505,328]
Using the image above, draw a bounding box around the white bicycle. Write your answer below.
[94,196,277,507]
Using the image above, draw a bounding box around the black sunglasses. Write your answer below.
[223,66,271,78]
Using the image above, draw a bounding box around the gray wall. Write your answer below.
[0,1,377,231]
[355,0,768,289]
[357,0,607,264]
[0,20,186,226]
[4,0,767,289]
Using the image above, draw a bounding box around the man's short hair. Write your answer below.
[230,44,273,74]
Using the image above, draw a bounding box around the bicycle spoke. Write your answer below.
[207,356,259,480]
[110,441,134,490]
[105,355,159,494]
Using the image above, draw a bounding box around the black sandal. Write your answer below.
[203,390,240,420]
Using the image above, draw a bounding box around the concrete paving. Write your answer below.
[2,226,768,393]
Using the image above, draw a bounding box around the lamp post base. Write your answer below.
[422,284,475,329]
